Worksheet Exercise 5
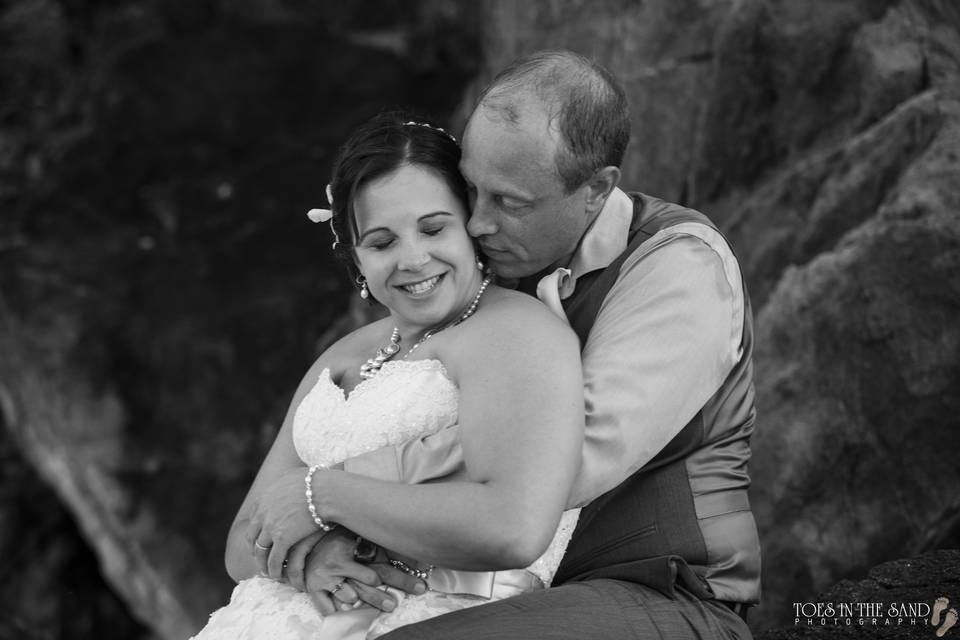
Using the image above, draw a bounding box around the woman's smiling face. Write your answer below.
[352,162,481,336]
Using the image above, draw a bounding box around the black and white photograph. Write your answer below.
[2,1,959,639]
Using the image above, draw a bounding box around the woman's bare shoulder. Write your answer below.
[474,286,572,334]
[439,285,582,397]
[447,286,579,364]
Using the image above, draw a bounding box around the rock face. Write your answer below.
[757,550,960,639]
[464,0,960,632]
[0,1,474,638]
[4,0,960,637]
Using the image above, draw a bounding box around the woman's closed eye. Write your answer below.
[361,233,395,250]
[421,222,446,237]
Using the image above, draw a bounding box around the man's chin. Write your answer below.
[490,259,556,281]
[489,262,528,280]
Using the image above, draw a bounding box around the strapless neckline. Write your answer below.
[292,357,460,470]
[324,359,453,402]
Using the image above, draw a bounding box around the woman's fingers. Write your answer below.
[267,536,291,580]
[244,509,263,547]
[253,536,272,576]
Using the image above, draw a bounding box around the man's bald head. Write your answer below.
[474,50,630,193]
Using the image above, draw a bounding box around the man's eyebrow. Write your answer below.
[494,184,536,201]
[458,166,535,200]
[358,212,454,242]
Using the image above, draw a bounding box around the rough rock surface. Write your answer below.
[0,1,474,638]
[464,0,960,632]
[757,550,960,639]
[4,0,960,637]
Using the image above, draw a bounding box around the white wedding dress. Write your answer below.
[192,359,580,640]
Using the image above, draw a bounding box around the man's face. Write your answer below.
[460,102,592,279]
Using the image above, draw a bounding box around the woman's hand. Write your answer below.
[246,466,321,579]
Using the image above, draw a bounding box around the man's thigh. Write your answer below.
[379,579,752,640]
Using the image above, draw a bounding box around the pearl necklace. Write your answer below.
[359,275,492,379]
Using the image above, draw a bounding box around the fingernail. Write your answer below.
[382,600,395,612]
[413,582,427,594]
[340,603,352,611]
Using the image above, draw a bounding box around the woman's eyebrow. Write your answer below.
[418,211,455,222]
[357,226,390,243]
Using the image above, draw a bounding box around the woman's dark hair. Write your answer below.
[327,111,468,288]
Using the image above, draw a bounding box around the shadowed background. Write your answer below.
[1,1,959,639]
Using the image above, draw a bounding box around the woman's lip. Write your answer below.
[394,273,445,287]
[393,273,447,297]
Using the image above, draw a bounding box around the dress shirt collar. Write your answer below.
[557,187,635,299]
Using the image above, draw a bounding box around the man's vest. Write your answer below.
[551,193,761,605]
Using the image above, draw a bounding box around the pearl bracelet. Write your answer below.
[304,464,336,532]
[389,559,434,581]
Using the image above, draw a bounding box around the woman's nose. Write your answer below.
[397,240,430,271]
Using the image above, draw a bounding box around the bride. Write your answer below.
[191,111,584,639]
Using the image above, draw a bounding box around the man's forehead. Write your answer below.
[462,103,561,175]
[466,94,558,139]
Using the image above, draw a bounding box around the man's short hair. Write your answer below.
[478,50,630,192]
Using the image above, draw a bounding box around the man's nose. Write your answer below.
[467,197,498,237]
[397,239,430,271]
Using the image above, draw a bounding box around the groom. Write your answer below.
[311,50,760,639]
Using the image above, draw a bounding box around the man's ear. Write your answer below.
[584,166,621,214]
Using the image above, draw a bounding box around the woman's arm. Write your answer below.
[224,337,355,583]
[306,296,584,571]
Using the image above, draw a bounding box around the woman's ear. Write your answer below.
[584,166,621,214]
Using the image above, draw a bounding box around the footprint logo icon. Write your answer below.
[935,604,958,638]
[934,599,951,627]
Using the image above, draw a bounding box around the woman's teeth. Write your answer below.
[402,275,441,295]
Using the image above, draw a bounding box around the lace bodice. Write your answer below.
[292,358,578,587]
[293,359,459,468]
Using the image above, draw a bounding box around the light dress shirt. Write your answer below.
[344,188,745,509]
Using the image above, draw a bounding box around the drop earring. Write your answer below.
[475,256,485,271]
[358,276,369,300]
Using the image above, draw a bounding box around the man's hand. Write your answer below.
[300,530,428,613]
[367,561,430,601]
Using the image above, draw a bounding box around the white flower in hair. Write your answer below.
[307,183,336,223]
[307,208,332,223]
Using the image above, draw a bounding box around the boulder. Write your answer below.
[757,550,960,639]
[5,0,960,636]
[0,1,474,637]
[749,107,960,627]
[464,0,960,631]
